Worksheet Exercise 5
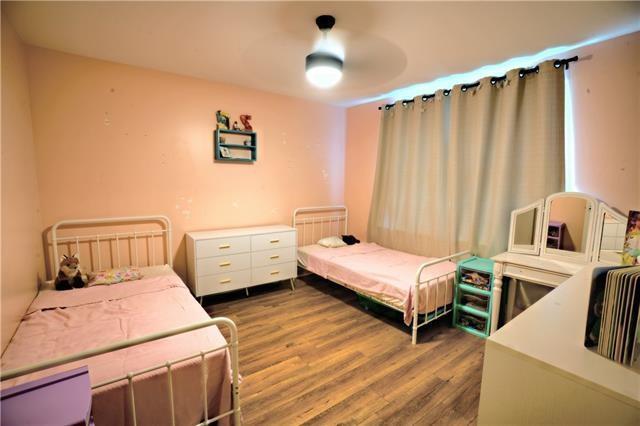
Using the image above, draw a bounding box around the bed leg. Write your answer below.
[412,281,419,345]
[412,322,418,345]
[245,288,249,297]
[289,278,296,291]
[199,296,203,305]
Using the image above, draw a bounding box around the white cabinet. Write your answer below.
[478,264,640,424]
[186,225,297,299]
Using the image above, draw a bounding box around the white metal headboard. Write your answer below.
[50,215,172,278]
[292,206,348,247]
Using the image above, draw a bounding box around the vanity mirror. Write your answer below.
[541,192,597,263]
[496,192,627,333]
[592,203,627,264]
[508,199,544,255]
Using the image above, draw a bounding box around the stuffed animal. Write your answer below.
[341,235,360,245]
[55,254,87,291]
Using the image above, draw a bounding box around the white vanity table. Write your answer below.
[491,252,583,332]
[490,192,628,334]
[479,192,638,423]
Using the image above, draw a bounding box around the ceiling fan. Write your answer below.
[305,15,344,89]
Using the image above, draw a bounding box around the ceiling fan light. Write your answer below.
[305,52,343,88]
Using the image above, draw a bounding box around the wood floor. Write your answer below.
[204,274,485,426]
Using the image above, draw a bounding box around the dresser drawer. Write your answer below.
[197,269,250,295]
[196,253,250,276]
[503,264,568,287]
[196,236,250,258]
[252,262,297,285]
[251,231,296,252]
[251,246,296,268]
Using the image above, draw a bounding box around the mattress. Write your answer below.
[1,266,232,426]
[298,242,457,325]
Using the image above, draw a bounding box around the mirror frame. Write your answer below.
[540,192,597,264]
[508,199,544,255]
[591,202,627,265]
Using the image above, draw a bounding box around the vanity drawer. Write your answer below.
[196,253,250,276]
[251,231,296,251]
[503,264,568,287]
[251,262,296,285]
[198,269,250,295]
[251,246,296,268]
[196,236,250,258]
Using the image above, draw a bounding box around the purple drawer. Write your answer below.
[1,366,92,426]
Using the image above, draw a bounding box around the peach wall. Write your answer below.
[1,15,44,353]
[344,102,380,240]
[568,31,640,214]
[26,47,345,279]
[345,31,640,239]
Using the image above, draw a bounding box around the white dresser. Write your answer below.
[186,225,297,300]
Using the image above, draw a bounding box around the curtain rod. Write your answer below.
[378,56,578,110]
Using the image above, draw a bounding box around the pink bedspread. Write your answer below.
[302,243,457,325]
[1,272,232,426]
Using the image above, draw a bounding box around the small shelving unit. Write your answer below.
[214,128,257,163]
[453,256,495,338]
[546,220,565,249]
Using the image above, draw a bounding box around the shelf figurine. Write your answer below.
[240,114,253,131]
[219,147,232,159]
[232,121,241,131]
[216,110,230,130]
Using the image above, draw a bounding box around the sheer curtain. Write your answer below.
[368,60,565,258]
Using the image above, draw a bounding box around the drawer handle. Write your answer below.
[270,270,280,275]
[219,244,231,249]
[270,239,280,244]
[219,261,231,267]
[270,255,280,260]
[219,278,232,284]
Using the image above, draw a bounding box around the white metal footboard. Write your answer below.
[1,317,241,426]
[412,250,471,345]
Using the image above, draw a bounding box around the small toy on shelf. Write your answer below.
[216,110,230,130]
[54,254,87,291]
[232,121,241,131]
[219,147,233,159]
[240,114,253,131]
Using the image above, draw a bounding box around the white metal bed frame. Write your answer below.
[50,215,174,279]
[4,215,241,425]
[1,318,241,426]
[293,206,470,345]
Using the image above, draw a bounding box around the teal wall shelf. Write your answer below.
[214,128,257,163]
[453,256,495,339]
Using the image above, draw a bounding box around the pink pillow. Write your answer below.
[88,267,143,286]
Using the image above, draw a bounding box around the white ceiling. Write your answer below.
[5,1,640,106]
